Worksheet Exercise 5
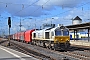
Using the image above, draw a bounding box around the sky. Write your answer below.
[0,0,90,35]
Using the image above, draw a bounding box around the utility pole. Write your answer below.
[19,18,22,32]
[35,19,36,30]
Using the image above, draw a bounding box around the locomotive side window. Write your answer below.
[33,33,36,38]
[51,31,54,36]
[45,32,49,39]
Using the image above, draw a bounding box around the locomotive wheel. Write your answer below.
[46,46,49,49]
[33,41,36,45]
[54,47,56,51]
[48,44,52,50]
[43,42,46,48]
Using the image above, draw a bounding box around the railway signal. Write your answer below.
[8,17,11,28]
[8,17,11,46]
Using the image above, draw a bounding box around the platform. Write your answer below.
[0,45,39,60]
[70,40,90,47]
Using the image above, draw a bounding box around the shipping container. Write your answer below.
[24,29,35,43]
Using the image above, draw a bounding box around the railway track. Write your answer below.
[10,40,90,60]
[0,39,90,60]
[58,45,90,60]
[10,41,55,60]
[9,40,72,60]
[59,51,90,60]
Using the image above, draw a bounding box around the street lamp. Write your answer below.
[51,18,54,24]
[51,18,54,27]
[29,18,36,30]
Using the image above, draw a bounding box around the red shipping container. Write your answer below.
[19,32,25,41]
[13,34,15,39]
[17,32,21,41]
[14,33,18,40]
[24,29,35,43]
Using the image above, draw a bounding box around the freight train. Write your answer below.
[12,25,70,51]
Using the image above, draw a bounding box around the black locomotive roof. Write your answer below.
[60,26,66,29]
[45,27,53,30]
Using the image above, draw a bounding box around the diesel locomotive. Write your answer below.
[32,25,70,50]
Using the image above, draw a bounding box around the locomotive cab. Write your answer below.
[54,26,70,50]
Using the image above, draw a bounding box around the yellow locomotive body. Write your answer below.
[54,36,70,43]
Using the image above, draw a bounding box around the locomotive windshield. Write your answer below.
[63,30,69,36]
[55,26,69,36]
[55,30,61,36]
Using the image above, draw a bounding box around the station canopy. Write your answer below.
[66,22,90,30]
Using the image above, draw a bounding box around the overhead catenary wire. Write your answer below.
[0,1,39,19]
[38,1,90,25]
[0,1,37,6]
[16,0,51,20]
[30,0,51,16]
[49,1,90,18]
[0,0,90,21]
[11,0,50,16]
[0,1,90,17]
[29,1,90,22]
[13,0,39,15]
